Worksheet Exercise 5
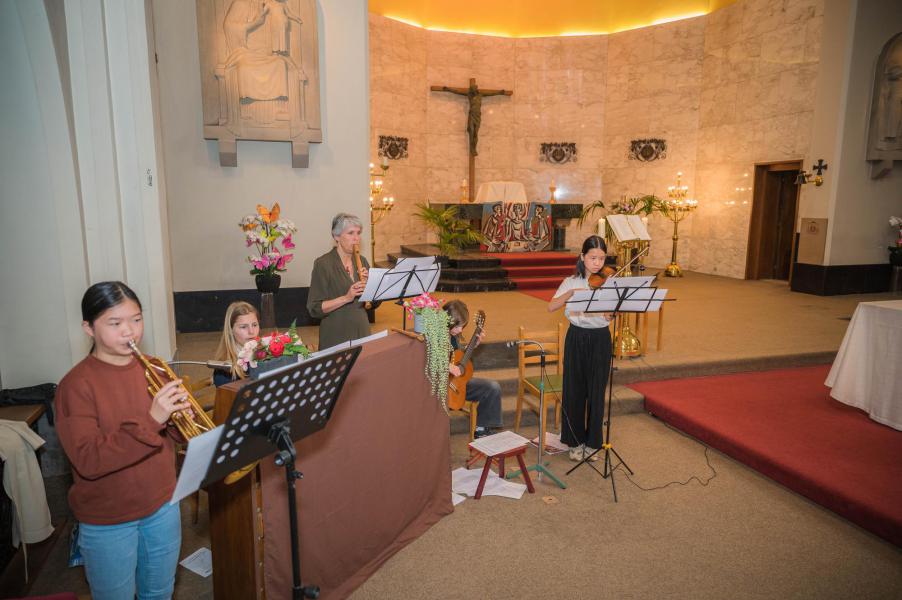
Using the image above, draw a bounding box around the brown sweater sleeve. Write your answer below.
[55,378,168,481]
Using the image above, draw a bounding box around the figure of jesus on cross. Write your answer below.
[431,78,513,201]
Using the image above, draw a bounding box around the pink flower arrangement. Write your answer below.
[240,202,298,276]
[402,292,444,316]
[237,322,309,371]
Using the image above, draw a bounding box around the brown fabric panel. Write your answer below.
[261,333,453,599]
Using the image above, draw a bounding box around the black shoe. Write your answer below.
[474,428,490,439]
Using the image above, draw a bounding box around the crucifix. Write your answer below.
[430,78,513,201]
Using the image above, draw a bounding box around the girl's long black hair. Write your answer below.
[81,281,141,325]
[575,235,607,278]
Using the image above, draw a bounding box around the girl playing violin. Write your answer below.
[547,236,612,462]
[55,282,189,600]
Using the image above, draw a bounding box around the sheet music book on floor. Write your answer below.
[468,430,530,456]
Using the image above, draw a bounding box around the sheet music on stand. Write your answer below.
[567,276,667,314]
[359,256,440,303]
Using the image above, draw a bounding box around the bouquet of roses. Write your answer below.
[239,202,298,276]
[402,292,443,317]
[237,320,310,371]
[890,216,902,248]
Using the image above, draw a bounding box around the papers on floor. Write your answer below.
[530,432,568,454]
[171,426,223,504]
[468,430,530,456]
[179,547,213,577]
[452,492,467,506]
[451,467,527,500]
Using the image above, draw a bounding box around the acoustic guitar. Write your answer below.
[447,310,486,411]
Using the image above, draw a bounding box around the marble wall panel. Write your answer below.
[369,0,823,276]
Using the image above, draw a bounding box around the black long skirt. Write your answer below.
[560,324,612,450]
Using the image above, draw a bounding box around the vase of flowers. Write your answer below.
[240,202,298,293]
[403,293,451,411]
[237,321,311,378]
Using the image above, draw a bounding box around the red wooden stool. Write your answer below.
[469,444,535,500]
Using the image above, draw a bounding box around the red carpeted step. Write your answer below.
[631,366,902,547]
[504,265,573,278]
[485,252,577,267]
[509,276,566,290]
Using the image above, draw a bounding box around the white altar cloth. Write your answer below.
[825,300,902,430]
[475,181,527,203]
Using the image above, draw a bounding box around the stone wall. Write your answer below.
[369,0,824,277]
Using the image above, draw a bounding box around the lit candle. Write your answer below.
[550,178,556,188]
[597,217,605,236]
[369,163,374,170]
[382,156,389,168]
[461,178,468,187]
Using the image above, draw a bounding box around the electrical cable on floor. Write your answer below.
[542,358,719,491]
[614,421,718,491]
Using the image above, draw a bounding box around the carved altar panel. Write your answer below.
[867,32,902,178]
[196,0,321,168]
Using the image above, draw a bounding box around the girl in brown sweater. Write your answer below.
[55,282,189,600]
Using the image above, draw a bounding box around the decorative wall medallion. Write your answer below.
[540,142,577,165]
[378,136,409,160]
[628,139,667,162]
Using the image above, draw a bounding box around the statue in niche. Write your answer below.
[866,32,902,179]
[197,0,321,168]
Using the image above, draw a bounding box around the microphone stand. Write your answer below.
[504,339,567,490]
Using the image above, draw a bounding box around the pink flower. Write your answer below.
[282,235,295,250]
[279,333,290,343]
[255,349,267,360]
[277,254,294,270]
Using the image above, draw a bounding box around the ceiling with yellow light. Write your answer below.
[368,0,737,38]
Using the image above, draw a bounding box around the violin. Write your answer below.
[588,265,617,289]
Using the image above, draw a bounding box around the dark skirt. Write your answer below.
[560,324,612,449]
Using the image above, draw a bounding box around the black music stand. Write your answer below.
[202,347,361,599]
[360,257,441,330]
[564,279,667,502]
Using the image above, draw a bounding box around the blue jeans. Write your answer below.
[78,502,181,600]
[466,377,503,428]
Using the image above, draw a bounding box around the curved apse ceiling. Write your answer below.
[368,0,738,38]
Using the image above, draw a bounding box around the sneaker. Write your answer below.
[474,427,490,439]
[568,445,584,461]
[583,447,600,462]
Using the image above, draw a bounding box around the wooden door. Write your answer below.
[746,161,802,281]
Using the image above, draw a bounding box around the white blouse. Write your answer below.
[553,275,611,329]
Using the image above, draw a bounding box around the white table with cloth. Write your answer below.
[825,300,902,430]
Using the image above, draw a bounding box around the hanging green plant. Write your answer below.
[419,308,451,412]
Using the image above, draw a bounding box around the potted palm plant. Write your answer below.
[414,203,486,257]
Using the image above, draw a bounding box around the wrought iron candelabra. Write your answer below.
[369,161,394,264]
[663,172,697,277]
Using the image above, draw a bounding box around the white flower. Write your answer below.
[890,216,902,228]
[237,340,258,370]
[274,219,298,235]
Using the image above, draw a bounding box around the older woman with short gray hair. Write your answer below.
[307,213,372,348]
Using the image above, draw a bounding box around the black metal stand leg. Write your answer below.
[271,422,320,600]
[564,310,635,503]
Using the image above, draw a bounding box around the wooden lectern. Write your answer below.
[207,334,453,600]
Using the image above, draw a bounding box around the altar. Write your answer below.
[433,181,579,252]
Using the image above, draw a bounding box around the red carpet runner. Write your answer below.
[631,365,902,546]
[485,252,573,301]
